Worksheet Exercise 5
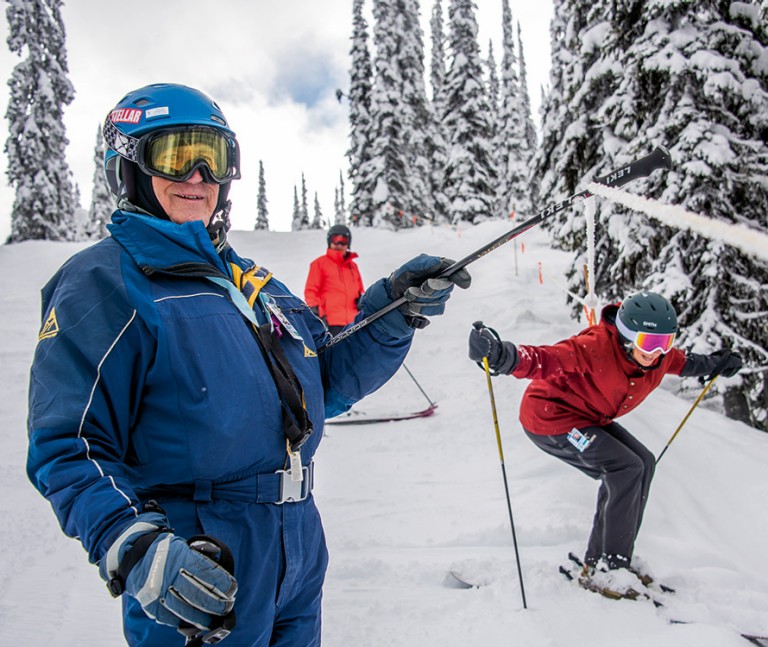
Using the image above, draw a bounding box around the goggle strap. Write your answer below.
[103,118,140,163]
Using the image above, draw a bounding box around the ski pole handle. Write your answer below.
[592,145,672,189]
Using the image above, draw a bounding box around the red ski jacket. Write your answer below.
[304,249,364,327]
[512,304,687,435]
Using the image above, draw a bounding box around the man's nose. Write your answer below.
[185,168,204,184]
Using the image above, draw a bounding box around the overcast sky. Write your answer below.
[0,0,554,242]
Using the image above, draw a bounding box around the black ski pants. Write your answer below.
[524,422,656,567]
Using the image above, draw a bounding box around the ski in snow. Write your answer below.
[325,403,437,425]
[559,553,768,645]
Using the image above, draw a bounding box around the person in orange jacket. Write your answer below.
[305,224,364,334]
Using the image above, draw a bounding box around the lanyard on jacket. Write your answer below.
[207,264,314,470]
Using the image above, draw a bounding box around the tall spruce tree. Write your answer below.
[366,0,439,228]
[335,171,347,225]
[486,39,502,217]
[430,0,447,113]
[347,0,374,226]
[87,125,112,239]
[255,160,269,230]
[291,186,303,231]
[5,0,76,242]
[442,0,497,224]
[300,173,310,229]
[427,0,451,224]
[311,192,324,229]
[496,0,533,220]
[517,21,538,155]
[537,0,768,430]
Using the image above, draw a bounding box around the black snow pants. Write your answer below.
[524,422,656,567]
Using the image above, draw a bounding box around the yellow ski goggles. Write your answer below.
[138,127,241,183]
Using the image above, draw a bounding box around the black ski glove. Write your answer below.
[709,349,743,378]
[388,254,472,328]
[309,306,320,317]
[468,322,519,375]
[681,348,743,379]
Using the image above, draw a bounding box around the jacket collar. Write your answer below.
[326,248,359,264]
[107,211,230,275]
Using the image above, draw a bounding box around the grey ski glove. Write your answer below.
[100,513,237,641]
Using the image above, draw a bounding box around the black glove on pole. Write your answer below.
[468,322,519,375]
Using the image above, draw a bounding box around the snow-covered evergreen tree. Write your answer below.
[365,0,441,228]
[486,40,500,118]
[335,171,347,225]
[517,21,538,155]
[255,160,269,231]
[311,192,324,229]
[291,186,303,231]
[5,0,77,243]
[537,0,768,430]
[495,0,533,220]
[486,39,501,216]
[427,0,451,223]
[347,0,374,226]
[442,0,497,224]
[87,125,112,239]
[300,173,309,229]
[430,0,447,113]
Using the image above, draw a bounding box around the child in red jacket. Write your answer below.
[305,224,364,335]
[468,292,742,597]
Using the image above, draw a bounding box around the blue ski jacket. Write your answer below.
[27,212,412,645]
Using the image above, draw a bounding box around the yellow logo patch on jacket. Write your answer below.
[38,308,59,340]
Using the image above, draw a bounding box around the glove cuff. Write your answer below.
[495,342,519,375]
[100,511,170,596]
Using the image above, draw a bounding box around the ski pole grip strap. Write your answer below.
[107,528,169,597]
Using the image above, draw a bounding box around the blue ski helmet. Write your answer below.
[102,83,240,210]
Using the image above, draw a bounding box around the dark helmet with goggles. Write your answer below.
[102,83,241,233]
[616,292,678,354]
[327,224,352,247]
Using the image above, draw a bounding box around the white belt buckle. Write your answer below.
[276,465,311,504]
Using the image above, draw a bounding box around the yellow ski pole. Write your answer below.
[656,375,718,465]
[480,353,528,609]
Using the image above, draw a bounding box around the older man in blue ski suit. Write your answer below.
[26,83,470,647]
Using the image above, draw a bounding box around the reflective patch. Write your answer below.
[38,307,59,340]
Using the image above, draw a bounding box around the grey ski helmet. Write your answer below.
[616,292,678,345]
[327,224,351,247]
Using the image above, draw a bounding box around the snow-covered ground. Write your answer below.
[1,221,766,646]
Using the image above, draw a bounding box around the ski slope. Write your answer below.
[1,221,766,646]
